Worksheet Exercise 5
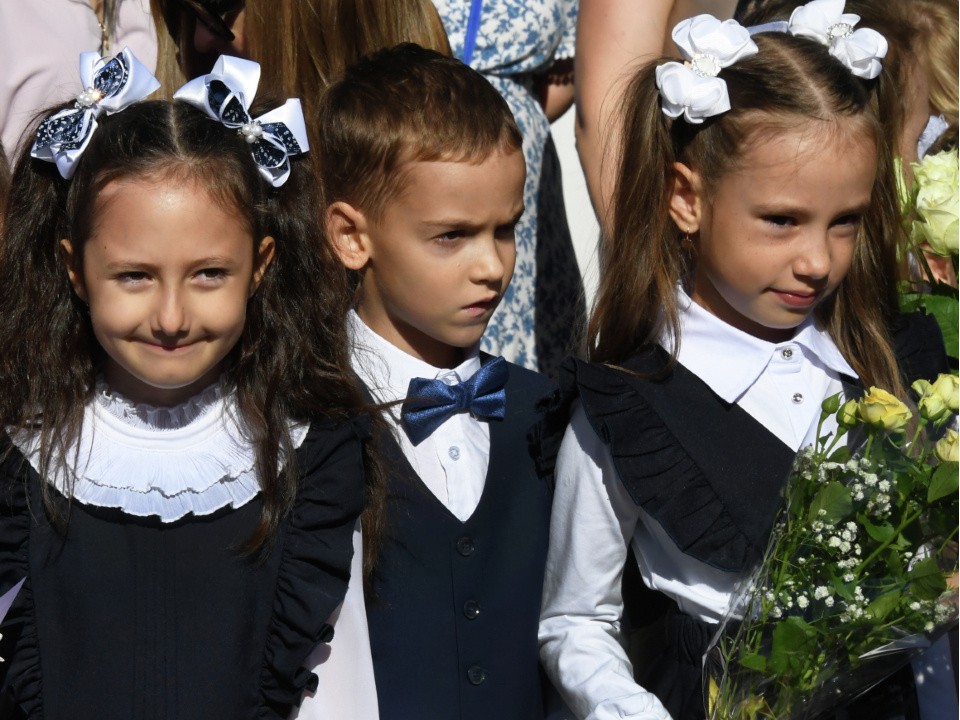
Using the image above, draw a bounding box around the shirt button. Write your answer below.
[781,348,794,360]
[456,536,475,556]
[467,665,487,685]
[792,393,804,404]
[463,600,481,620]
[448,446,461,461]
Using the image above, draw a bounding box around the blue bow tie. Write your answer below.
[401,356,508,445]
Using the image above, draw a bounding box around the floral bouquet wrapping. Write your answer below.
[705,377,959,719]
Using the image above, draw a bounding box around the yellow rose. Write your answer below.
[913,377,954,424]
[935,429,959,463]
[857,387,913,432]
[911,150,959,256]
[837,399,860,428]
[931,373,960,413]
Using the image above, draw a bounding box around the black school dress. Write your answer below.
[0,384,366,720]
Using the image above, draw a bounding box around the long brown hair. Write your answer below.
[591,31,905,397]
[150,0,451,132]
[0,98,365,553]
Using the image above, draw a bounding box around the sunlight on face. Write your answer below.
[356,149,526,368]
[688,119,877,342]
[64,177,273,406]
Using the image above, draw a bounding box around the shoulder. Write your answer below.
[482,354,556,406]
[889,310,952,384]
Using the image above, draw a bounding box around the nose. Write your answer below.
[794,232,832,280]
[469,236,510,286]
[152,287,190,338]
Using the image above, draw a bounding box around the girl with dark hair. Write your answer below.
[538,4,908,719]
[0,51,370,719]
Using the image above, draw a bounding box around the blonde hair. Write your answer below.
[592,32,905,398]
[913,0,959,126]
[151,0,451,144]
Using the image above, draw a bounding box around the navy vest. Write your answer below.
[366,361,552,720]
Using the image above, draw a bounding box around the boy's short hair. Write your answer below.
[317,43,523,219]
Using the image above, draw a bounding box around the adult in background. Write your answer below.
[0,0,157,164]
[432,0,582,375]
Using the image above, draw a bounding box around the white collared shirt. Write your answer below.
[347,310,490,521]
[539,290,859,720]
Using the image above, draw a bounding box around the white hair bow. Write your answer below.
[656,15,759,124]
[787,0,887,80]
[174,56,309,187]
[31,48,160,179]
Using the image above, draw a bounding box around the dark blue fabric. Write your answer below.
[367,357,554,720]
[401,355,508,445]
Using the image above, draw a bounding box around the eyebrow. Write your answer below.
[420,206,526,230]
[104,256,239,271]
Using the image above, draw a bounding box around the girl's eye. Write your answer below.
[832,214,862,229]
[764,215,795,228]
[116,271,149,284]
[196,268,227,282]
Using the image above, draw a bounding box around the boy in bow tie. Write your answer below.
[318,44,555,720]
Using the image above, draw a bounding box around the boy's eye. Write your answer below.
[435,229,466,243]
[494,222,518,241]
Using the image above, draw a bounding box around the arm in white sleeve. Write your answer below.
[291,521,379,720]
[539,407,673,720]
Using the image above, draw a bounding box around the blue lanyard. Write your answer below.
[461,0,483,66]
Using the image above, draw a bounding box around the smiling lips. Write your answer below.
[772,288,820,308]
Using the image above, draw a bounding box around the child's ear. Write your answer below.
[326,201,372,271]
[250,236,276,295]
[59,239,87,303]
[667,162,704,235]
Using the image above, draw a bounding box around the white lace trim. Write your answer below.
[11,381,309,523]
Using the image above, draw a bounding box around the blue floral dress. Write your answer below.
[433,0,581,374]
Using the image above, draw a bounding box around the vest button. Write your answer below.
[456,536,475,556]
[463,600,481,619]
[467,665,487,685]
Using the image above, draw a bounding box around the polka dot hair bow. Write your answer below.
[656,15,758,124]
[174,55,309,187]
[31,48,160,178]
[787,0,887,80]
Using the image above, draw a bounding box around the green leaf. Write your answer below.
[909,557,947,600]
[908,294,959,360]
[862,517,897,543]
[739,653,767,672]
[866,590,901,622]
[769,616,818,676]
[828,445,851,464]
[885,549,904,576]
[808,481,853,524]
[929,462,959,503]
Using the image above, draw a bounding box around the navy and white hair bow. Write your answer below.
[173,55,309,187]
[31,48,160,179]
[401,356,509,446]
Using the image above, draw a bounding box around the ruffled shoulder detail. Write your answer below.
[259,415,369,718]
[0,445,42,715]
[550,349,794,573]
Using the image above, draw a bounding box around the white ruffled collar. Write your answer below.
[12,380,309,523]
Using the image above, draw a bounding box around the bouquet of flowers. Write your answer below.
[705,376,959,720]
[897,149,959,366]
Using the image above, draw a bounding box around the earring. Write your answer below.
[682,226,694,250]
